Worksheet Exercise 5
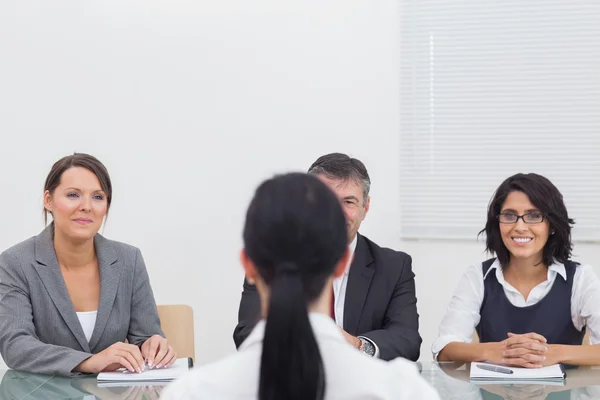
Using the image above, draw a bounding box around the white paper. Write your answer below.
[97,358,190,382]
[470,362,565,381]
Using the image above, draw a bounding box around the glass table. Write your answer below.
[2,362,600,399]
[419,361,600,399]
[0,370,164,400]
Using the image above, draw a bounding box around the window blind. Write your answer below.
[399,0,600,241]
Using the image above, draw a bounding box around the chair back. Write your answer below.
[157,304,195,361]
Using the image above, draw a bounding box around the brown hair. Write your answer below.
[479,173,574,267]
[43,153,112,224]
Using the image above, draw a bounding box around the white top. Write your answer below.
[76,310,97,343]
[161,313,440,400]
[432,259,600,359]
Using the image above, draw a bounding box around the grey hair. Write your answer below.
[307,153,371,203]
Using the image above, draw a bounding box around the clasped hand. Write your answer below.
[497,332,549,368]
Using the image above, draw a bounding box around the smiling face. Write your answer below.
[315,174,370,244]
[499,191,550,265]
[43,167,108,242]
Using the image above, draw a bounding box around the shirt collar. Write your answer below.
[239,312,345,351]
[483,258,567,281]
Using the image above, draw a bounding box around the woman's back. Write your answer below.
[162,173,439,400]
[161,313,439,400]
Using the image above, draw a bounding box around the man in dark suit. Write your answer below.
[233,153,421,361]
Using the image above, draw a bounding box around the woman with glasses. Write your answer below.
[432,173,600,367]
[162,173,439,400]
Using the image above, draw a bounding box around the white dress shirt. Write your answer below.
[161,313,440,400]
[432,259,600,359]
[331,235,357,328]
[332,235,380,357]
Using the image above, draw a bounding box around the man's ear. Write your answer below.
[333,248,351,278]
[240,249,258,284]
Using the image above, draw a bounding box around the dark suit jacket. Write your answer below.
[233,233,422,361]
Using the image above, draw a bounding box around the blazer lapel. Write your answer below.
[343,234,374,335]
[88,233,122,350]
[33,224,91,352]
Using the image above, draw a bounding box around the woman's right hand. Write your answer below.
[75,342,146,374]
[503,332,548,368]
[488,332,548,368]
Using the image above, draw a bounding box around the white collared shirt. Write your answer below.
[432,259,600,359]
[161,313,440,400]
[331,234,357,328]
[332,235,380,357]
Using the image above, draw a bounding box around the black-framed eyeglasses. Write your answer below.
[497,212,546,224]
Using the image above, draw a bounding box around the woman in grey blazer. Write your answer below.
[0,153,176,377]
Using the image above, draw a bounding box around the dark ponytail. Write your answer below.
[243,173,347,400]
[259,262,324,400]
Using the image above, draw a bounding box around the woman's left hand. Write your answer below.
[141,335,177,368]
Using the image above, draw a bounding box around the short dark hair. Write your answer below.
[307,153,371,202]
[243,173,347,400]
[43,153,112,224]
[480,173,574,267]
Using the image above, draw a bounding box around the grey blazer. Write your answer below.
[0,224,164,377]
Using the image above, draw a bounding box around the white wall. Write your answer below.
[0,1,598,368]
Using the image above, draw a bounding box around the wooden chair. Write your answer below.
[157,304,195,362]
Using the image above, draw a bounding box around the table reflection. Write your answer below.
[419,362,600,400]
[0,369,167,400]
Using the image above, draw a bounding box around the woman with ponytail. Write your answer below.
[162,173,439,400]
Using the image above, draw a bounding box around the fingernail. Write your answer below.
[129,368,134,372]
[148,361,153,367]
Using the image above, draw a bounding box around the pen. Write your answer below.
[476,364,514,374]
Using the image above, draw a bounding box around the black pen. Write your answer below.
[476,364,514,374]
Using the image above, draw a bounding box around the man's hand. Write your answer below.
[339,327,361,349]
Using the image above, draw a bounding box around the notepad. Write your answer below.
[97,380,172,388]
[97,358,191,383]
[470,362,565,383]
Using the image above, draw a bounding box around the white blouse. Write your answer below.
[163,313,440,400]
[432,259,600,359]
[76,310,97,343]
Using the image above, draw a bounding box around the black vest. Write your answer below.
[476,258,585,345]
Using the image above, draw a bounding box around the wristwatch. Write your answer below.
[358,337,376,357]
